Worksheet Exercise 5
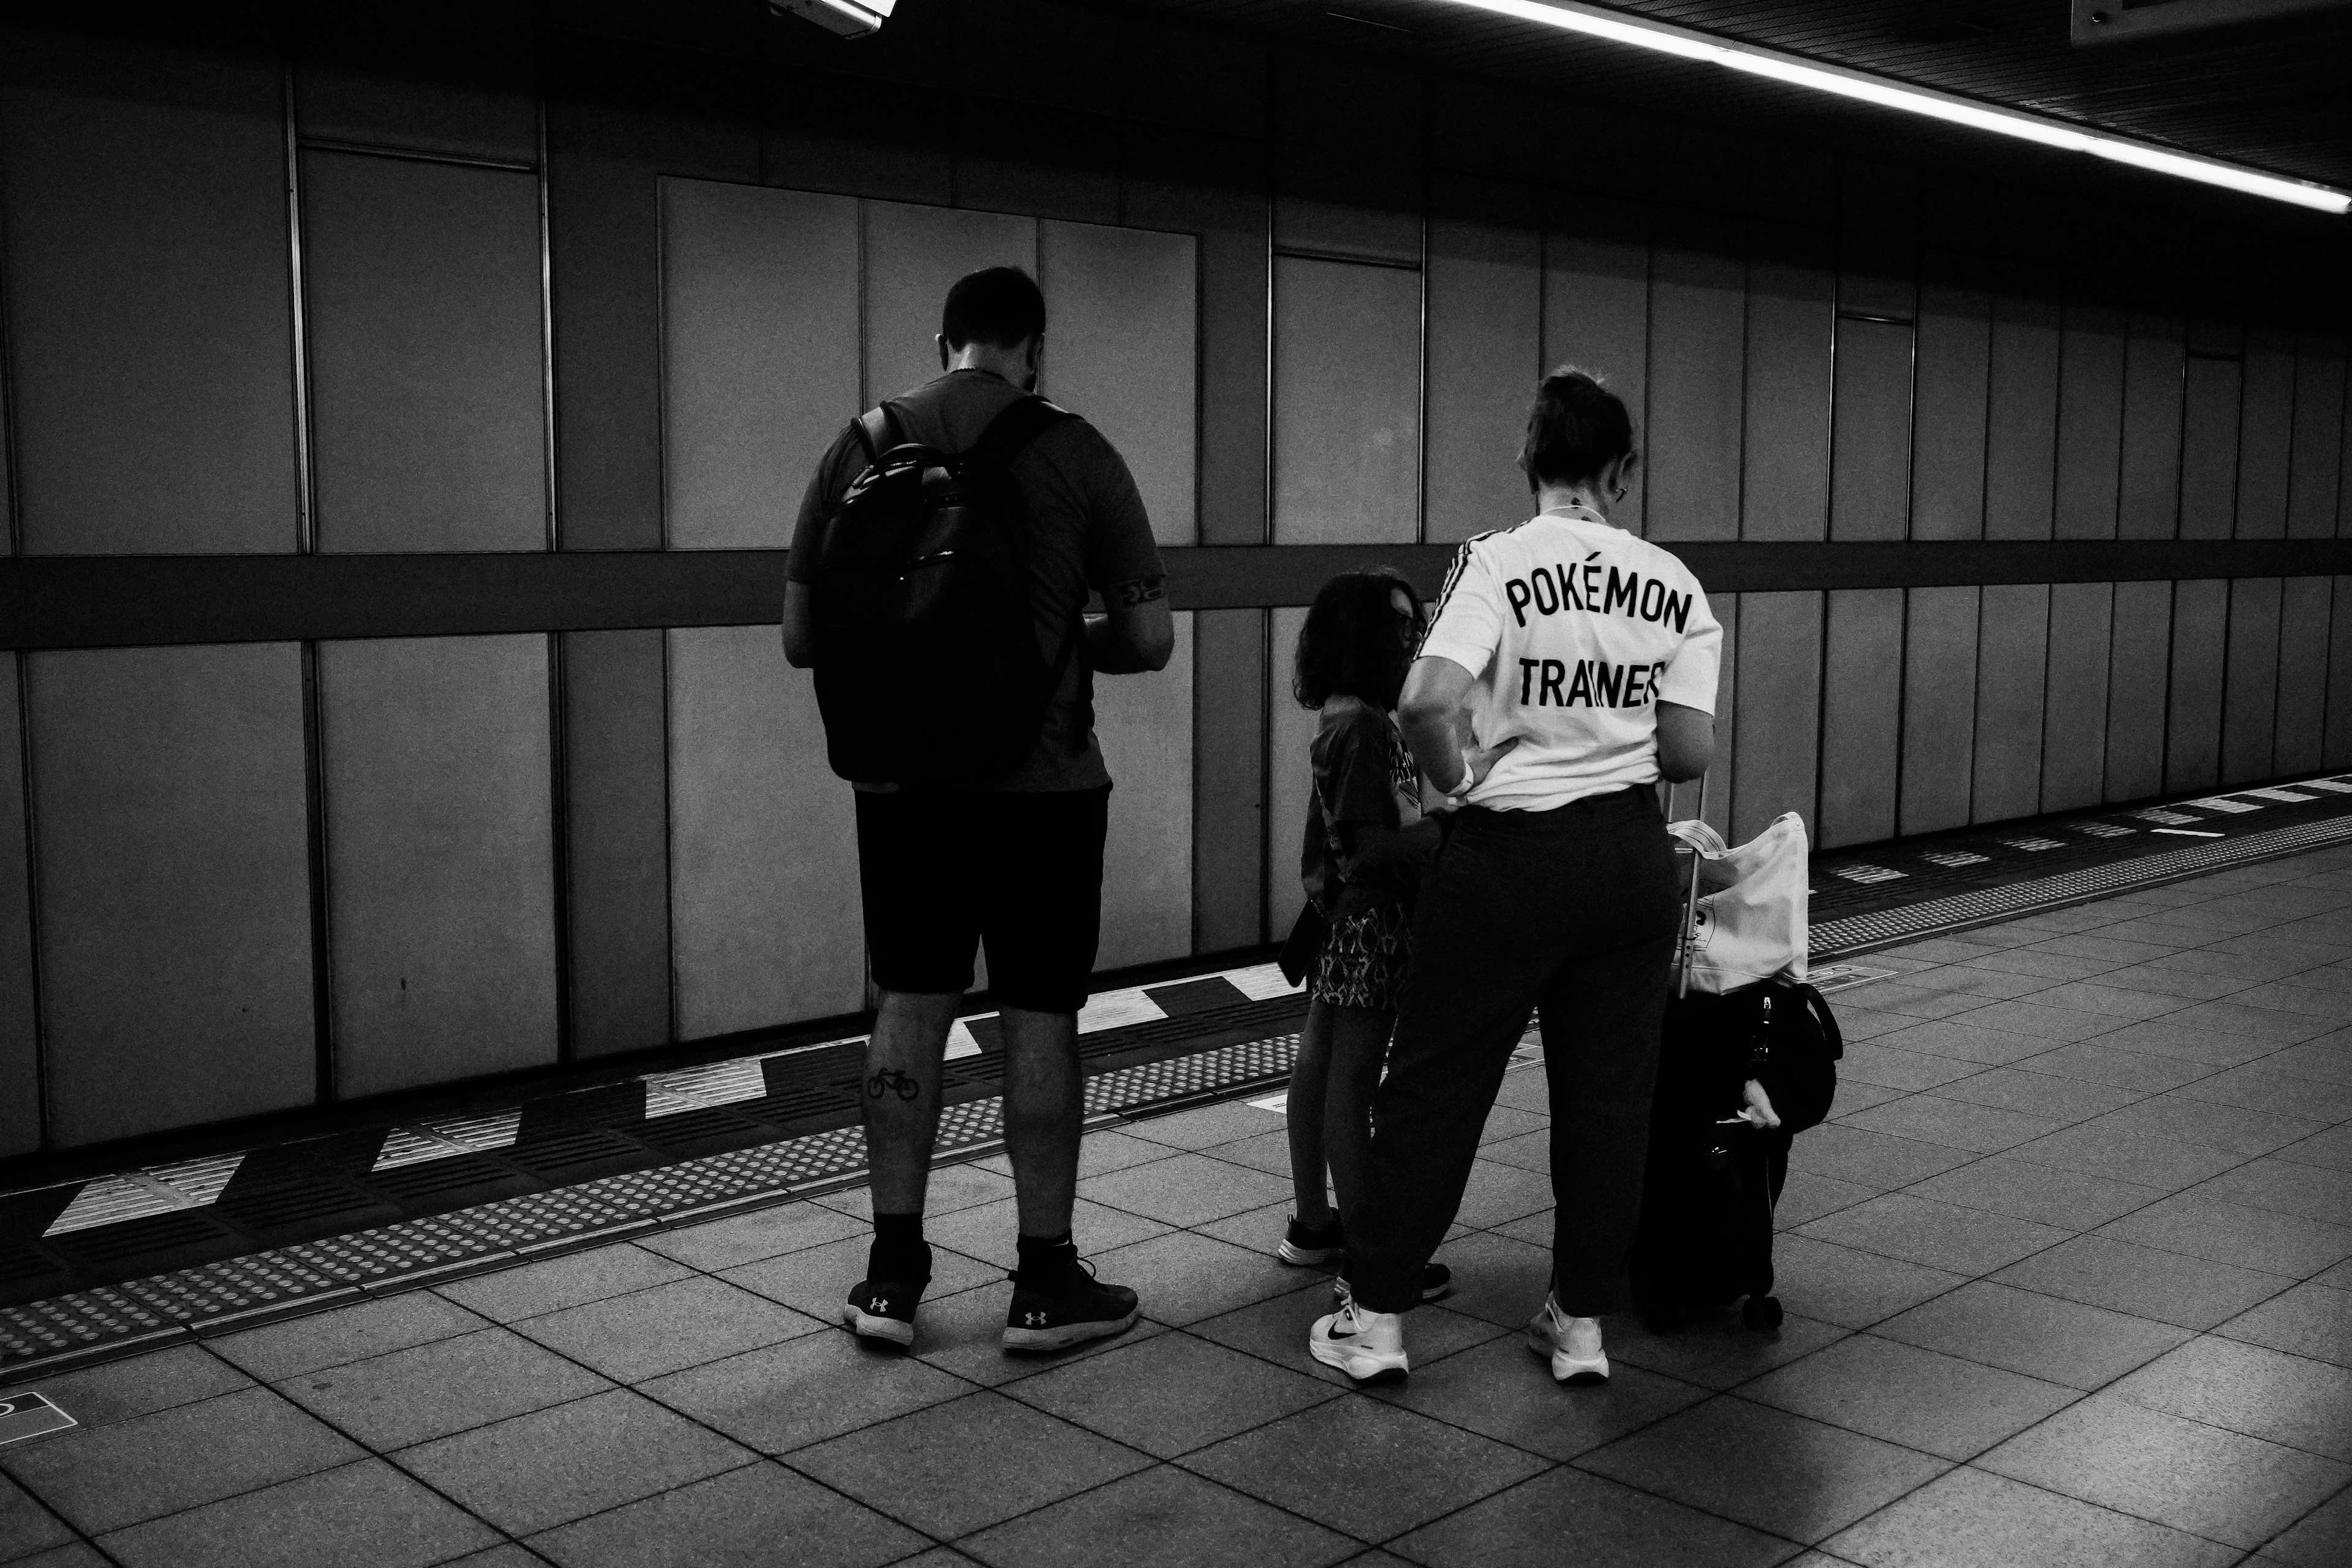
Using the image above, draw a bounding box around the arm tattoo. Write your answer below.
[1112,575,1168,609]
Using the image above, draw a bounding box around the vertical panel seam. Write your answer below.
[300,641,336,1106]
[13,655,48,1151]
[660,628,679,1045]
[1413,75,1430,549]
[1258,608,1273,946]
[537,78,558,551]
[548,631,574,1061]
[284,61,318,555]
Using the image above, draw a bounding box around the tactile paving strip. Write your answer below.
[1815,812,2352,954]
[0,1035,1305,1378]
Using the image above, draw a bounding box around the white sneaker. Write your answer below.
[1309,1298,1409,1384]
[1526,1292,1608,1385]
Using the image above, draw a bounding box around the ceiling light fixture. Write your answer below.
[1426,0,2350,214]
[771,0,894,39]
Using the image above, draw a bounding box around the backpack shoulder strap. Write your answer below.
[850,402,906,468]
[963,394,1075,473]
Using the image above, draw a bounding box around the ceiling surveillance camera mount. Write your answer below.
[771,0,894,38]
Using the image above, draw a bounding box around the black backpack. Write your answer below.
[1656,978,1844,1137]
[806,396,1077,786]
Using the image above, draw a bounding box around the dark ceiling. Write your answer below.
[1116,0,2352,198]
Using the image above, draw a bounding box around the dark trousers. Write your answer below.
[1349,786,1681,1316]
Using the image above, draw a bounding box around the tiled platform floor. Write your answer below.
[7,853,2352,1567]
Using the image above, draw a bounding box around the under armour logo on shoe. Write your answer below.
[872,1298,889,1313]
[1025,1311,1046,1326]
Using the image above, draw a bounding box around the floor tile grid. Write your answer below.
[1028,854,2352,1561]
[1661,859,2352,1562]
[10,853,2352,1566]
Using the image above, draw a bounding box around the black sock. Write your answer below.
[869,1212,930,1285]
[1014,1230,1077,1289]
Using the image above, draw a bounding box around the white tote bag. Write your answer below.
[1667,813,1809,993]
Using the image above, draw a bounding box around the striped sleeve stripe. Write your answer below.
[1420,531,1498,655]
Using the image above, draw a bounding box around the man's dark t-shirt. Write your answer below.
[788,369,1164,793]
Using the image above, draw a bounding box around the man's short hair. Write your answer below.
[941,266,1046,350]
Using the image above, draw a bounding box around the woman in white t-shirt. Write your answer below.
[1310,368,1721,1387]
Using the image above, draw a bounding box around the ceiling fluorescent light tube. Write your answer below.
[1430,0,2350,214]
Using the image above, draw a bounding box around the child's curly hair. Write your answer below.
[1294,568,1426,712]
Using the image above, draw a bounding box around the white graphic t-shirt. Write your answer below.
[1419,506,1722,812]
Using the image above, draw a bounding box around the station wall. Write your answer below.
[2,1,2349,1155]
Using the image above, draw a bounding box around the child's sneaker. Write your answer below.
[840,1278,924,1349]
[1526,1291,1608,1384]
[1309,1298,1409,1384]
[1001,1257,1140,1353]
[1278,1214,1346,1267]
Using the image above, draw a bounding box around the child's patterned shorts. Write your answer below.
[1309,897,1414,1014]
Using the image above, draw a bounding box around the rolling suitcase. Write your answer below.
[1629,839,1842,1332]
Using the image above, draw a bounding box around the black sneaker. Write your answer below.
[1333,1263,1454,1305]
[1278,1214,1346,1267]
[1001,1258,1140,1353]
[840,1278,924,1349]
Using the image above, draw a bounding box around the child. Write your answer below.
[1276,568,1507,1302]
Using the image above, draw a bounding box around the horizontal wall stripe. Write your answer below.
[20,539,2352,649]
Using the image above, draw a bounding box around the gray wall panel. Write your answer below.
[1425,188,1542,545]
[1730,591,1821,843]
[546,89,760,550]
[2105,579,2173,801]
[1817,588,1902,848]
[2220,576,2283,784]
[294,4,537,161]
[323,635,559,1098]
[2039,581,2112,813]
[1900,586,1978,834]
[667,627,863,1039]
[2054,307,2125,540]
[2275,576,2331,777]
[658,180,859,551]
[2328,577,2352,767]
[1271,258,1421,545]
[2117,314,2186,540]
[2288,336,2345,541]
[31,645,314,1145]
[304,151,547,553]
[2165,578,2229,791]
[1544,203,1650,535]
[1193,610,1267,952]
[1647,216,1746,543]
[1910,285,1989,541]
[1837,164,1917,322]
[561,628,671,1059]
[1267,607,1313,938]
[1970,583,2049,823]
[1983,297,2060,541]
[1749,236,1834,543]
[1741,236,1834,543]
[862,203,1036,405]
[1040,221,1200,546]
[1095,614,1194,971]
[1124,151,1267,546]
[1,33,298,554]
[2179,357,2243,541]
[1272,53,1420,263]
[2236,331,2296,541]
[1828,320,1915,542]
[0,662,37,1157]
[1697,592,1739,840]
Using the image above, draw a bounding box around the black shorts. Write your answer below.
[854,785,1110,1013]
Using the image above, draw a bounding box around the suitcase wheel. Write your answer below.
[1741,1294,1784,1331]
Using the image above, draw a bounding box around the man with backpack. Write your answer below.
[782,266,1172,1355]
